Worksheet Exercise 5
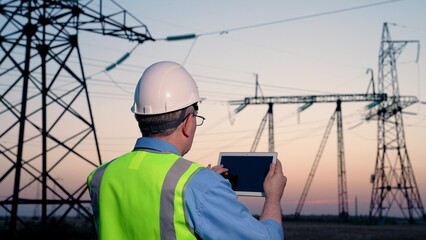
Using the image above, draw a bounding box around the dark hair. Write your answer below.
[135,104,197,137]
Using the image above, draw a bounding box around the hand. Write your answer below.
[263,160,286,201]
[207,164,229,176]
[260,159,287,224]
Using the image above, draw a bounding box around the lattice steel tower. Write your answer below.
[368,22,425,222]
[0,0,152,232]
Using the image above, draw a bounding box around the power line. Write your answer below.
[156,0,405,41]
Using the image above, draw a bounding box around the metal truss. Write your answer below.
[0,0,153,232]
[368,22,425,223]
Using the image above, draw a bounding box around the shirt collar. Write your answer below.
[134,137,181,156]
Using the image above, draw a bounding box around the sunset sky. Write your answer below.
[1,0,425,218]
[85,0,426,217]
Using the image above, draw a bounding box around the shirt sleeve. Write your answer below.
[184,168,284,240]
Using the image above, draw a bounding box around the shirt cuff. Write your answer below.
[260,219,284,239]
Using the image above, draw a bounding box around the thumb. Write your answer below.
[266,162,277,178]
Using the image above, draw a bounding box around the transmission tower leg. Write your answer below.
[336,100,349,220]
[251,112,268,152]
[268,103,274,152]
[294,110,336,218]
[10,20,35,232]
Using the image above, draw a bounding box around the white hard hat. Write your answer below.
[131,61,205,115]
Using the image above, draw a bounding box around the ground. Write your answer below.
[284,221,426,240]
[1,215,425,239]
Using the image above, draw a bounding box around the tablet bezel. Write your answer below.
[217,152,277,197]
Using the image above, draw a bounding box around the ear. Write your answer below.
[181,114,192,137]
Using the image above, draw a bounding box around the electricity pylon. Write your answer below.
[367,22,425,223]
[0,0,153,232]
[230,93,387,219]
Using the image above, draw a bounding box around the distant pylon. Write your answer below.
[369,22,426,223]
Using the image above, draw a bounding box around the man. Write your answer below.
[87,61,287,239]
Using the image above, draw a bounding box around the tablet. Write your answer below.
[217,152,277,197]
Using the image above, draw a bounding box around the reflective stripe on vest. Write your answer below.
[87,151,202,240]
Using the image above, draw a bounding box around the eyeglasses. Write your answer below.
[193,114,205,126]
[182,113,205,126]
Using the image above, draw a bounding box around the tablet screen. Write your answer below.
[218,152,277,197]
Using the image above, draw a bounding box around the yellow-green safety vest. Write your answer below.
[87,150,203,240]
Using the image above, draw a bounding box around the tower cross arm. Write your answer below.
[229,93,387,106]
[61,1,154,43]
[365,95,419,121]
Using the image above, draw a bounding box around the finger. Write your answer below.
[275,160,282,173]
[207,164,212,169]
[216,168,229,175]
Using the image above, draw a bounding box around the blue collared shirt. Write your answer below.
[134,137,284,239]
